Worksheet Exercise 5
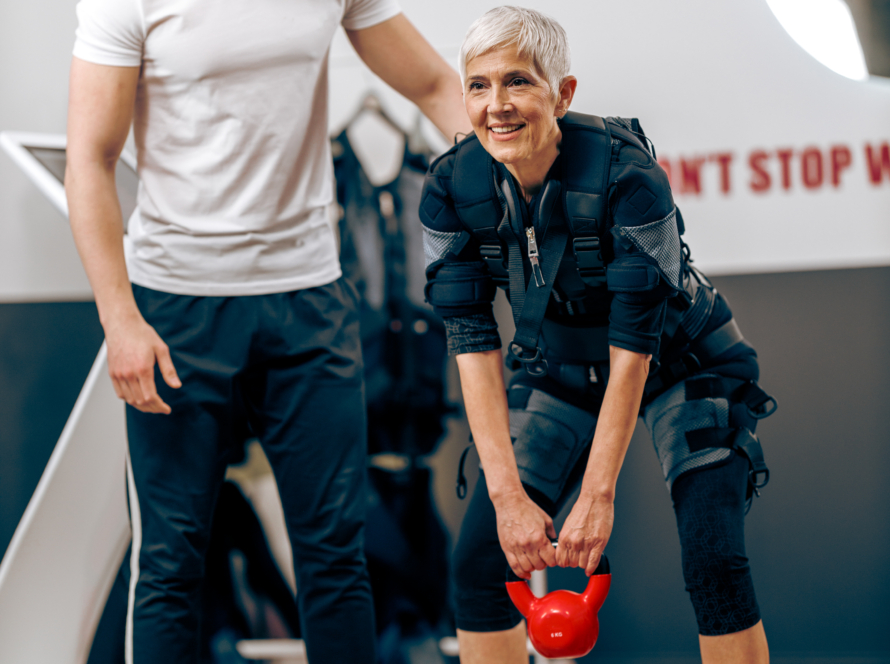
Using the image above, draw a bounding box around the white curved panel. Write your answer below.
[0,345,129,664]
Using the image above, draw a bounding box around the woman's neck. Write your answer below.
[504,132,561,203]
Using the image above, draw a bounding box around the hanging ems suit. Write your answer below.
[422,111,775,503]
[333,127,455,663]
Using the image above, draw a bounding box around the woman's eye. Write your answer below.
[509,78,530,87]
[468,82,484,91]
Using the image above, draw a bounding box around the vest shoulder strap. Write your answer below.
[452,135,499,244]
[451,135,510,282]
[559,112,614,285]
[449,113,643,289]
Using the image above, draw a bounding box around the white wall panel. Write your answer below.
[0,1,93,302]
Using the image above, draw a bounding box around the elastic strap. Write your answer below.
[683,426,770,512]
[684,375,778,420]
[456,444,474,500]
[502,179,569,376]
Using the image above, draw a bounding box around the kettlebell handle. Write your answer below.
[548,540,611,576]
[504,552,611,617]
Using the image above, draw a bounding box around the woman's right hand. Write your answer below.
[493,488,557,579]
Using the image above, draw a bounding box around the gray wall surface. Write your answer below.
[0,302,104,557]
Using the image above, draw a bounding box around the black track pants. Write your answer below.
[125,279,375,664]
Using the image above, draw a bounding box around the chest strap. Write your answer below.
[450,112,619,290]
[504,179,568,376]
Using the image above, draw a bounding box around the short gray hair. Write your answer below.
[459,6,571,98]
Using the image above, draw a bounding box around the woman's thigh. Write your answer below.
[451,386,598,632]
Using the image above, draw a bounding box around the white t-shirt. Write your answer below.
[73,0,401,296]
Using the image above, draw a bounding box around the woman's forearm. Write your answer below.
[455,349,524,502]
[579,346,651,501]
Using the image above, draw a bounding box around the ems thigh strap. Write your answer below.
[643,373,772,498]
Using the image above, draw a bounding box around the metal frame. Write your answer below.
[0,131,137,219]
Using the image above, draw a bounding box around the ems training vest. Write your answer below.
[427,113,775,495]
[451,112,660,291]
[446,111,693,369]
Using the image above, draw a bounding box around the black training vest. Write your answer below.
[449,112,652,291]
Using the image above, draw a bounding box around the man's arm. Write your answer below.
[346,14,471,142]
[66,57,180,413]
[455,349,557,580]
[555,346,650,574]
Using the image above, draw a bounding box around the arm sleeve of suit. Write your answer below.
[420,151,501,356]
[606,140,683,356]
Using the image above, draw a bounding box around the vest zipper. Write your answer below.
[525,226,545,287]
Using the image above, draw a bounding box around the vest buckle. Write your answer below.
[572,237,606,280]
[480,244,509,282]
[508,342,549,377]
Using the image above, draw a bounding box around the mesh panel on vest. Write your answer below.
[423,227,463,268]
[616,208,683,288]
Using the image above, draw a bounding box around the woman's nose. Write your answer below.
[488,85,512,114]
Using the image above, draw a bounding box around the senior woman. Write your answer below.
[420,6,775,664]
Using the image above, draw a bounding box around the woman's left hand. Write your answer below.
[555,493,614,575]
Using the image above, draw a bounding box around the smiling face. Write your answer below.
[464,44,575,185]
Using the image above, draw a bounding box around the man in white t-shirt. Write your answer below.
[65,1,470,661]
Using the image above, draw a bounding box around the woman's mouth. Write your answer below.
[489,124,524,136]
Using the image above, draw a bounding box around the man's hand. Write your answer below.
[105,314,181,414]
[493,489,557,580]
[555,494,614,576]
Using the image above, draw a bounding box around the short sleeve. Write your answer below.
[341,0,401,31]
[73,0,144,67]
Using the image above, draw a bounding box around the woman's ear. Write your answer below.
[556,76,578,117]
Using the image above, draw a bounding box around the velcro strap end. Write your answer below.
[685,427,736,453]
[426,278,495,307]
[606,264,659,292]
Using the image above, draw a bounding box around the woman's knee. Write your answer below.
[673,454,761,635]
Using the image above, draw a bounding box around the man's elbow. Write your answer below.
[65,143,118,183]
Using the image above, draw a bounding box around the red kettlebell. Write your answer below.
[506,554,610,660]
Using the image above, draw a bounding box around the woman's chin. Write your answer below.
[486,145,526,165]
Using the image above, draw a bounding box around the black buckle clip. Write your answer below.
[739,382,778,420]
[748,396,778,420]
[479,244,504,261]
[664,352,701,384]
[508,342,549,377]
[749,468,770,491]
[572,237,605,277]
